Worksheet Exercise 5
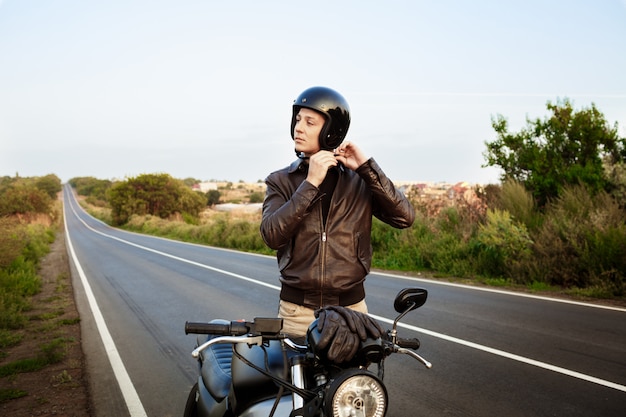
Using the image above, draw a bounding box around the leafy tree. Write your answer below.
[106,181,136,225]
[483,99,625,206]
[248,192,264,203]
[34,174,62,199]
[0,184,53,216]
[206,189,221,206]
[107,173,205,225]
[182,177,201,187]
[69,176,112,201]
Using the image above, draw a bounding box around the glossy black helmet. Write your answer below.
[291,86,351,151]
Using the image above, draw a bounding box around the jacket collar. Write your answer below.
[288,158,306,173]
[287,157,345,174]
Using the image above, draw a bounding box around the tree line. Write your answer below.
[0,174,62,219]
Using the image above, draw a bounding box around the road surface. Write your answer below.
[63,186,626,417]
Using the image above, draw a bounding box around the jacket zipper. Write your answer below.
[318,171,338,308]
[319,189,330,308]
[320,224,327,308]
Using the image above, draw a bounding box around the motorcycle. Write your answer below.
[183,288,431,417]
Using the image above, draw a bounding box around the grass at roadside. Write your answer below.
[0,337,70,378]
[0,204,89,414]
[84,201,274,255]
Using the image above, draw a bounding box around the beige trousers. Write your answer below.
[278,299,368,337]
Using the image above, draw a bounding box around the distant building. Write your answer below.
[192,182,218,193]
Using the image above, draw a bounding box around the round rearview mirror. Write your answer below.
[393,288,428,314]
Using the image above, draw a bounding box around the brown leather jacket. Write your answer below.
[261,157,415,309]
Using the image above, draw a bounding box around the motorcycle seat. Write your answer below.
[198,335,233,401]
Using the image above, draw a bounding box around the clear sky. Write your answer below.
[1,0,625,184]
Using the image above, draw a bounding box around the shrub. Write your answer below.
[0,185,53,216]
[531,184,626,293]
[0,223,51,330]
[371,218,423,271]
[248,192,264,203]
[21,225,54,264]
[474,209,533,280]
[206,190,221,206]
[70,176,112,202]
[604,161,626,207]
[76,176,626,298]
[0,218,26,269]
[107,174,206,225]
[225,219,266,251]
[496,180,541,230]
[424,231,474,277]
[34,174,62,199]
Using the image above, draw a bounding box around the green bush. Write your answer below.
[0,218,26,269]
[248,192,264,203]
[206,190,221,206]
[373,200,483,277]
[34,174,62,199]
[531,184,626,293]
[0,185,53,216]
[107,174,206,225]
[0,223,51,330]
[70,176,112,205]
[371,219,418,270]
[21,225,54,264]
[225,220,266,251]
[496,180,541,230]
[75,172,626,300]
[474,209,533,281]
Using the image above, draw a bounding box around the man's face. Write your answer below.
[293,108,325,156]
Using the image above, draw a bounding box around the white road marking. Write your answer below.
[64,199,148,417]
[374,271,626,313]
[370,314,626,393]
[65,188,626,396]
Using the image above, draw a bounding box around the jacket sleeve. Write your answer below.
[356,158,415,229]
[260,175,320,250]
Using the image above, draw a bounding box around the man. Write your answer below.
[261,86,415,338]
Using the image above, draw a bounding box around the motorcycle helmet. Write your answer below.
[291,86,351,151]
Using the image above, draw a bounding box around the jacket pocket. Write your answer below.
[277,244,293,273]
[355,231,372,273]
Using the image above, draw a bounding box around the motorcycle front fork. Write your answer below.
[290,355,328,414]
[291,355,307,411]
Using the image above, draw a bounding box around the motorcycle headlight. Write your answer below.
[325,369,387,417]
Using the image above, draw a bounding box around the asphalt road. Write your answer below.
[62,186,626,417]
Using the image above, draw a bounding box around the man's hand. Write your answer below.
[333,141,368,171]
[306,150,338,187]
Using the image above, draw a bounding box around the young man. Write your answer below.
[261,86,415,337]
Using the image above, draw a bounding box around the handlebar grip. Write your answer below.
[397,337,421,350]
[185,321,249,336]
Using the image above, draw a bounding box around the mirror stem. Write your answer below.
[391,301,416,344]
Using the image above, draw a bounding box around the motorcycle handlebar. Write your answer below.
[396,337,421,350]
[185,321,249,336]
